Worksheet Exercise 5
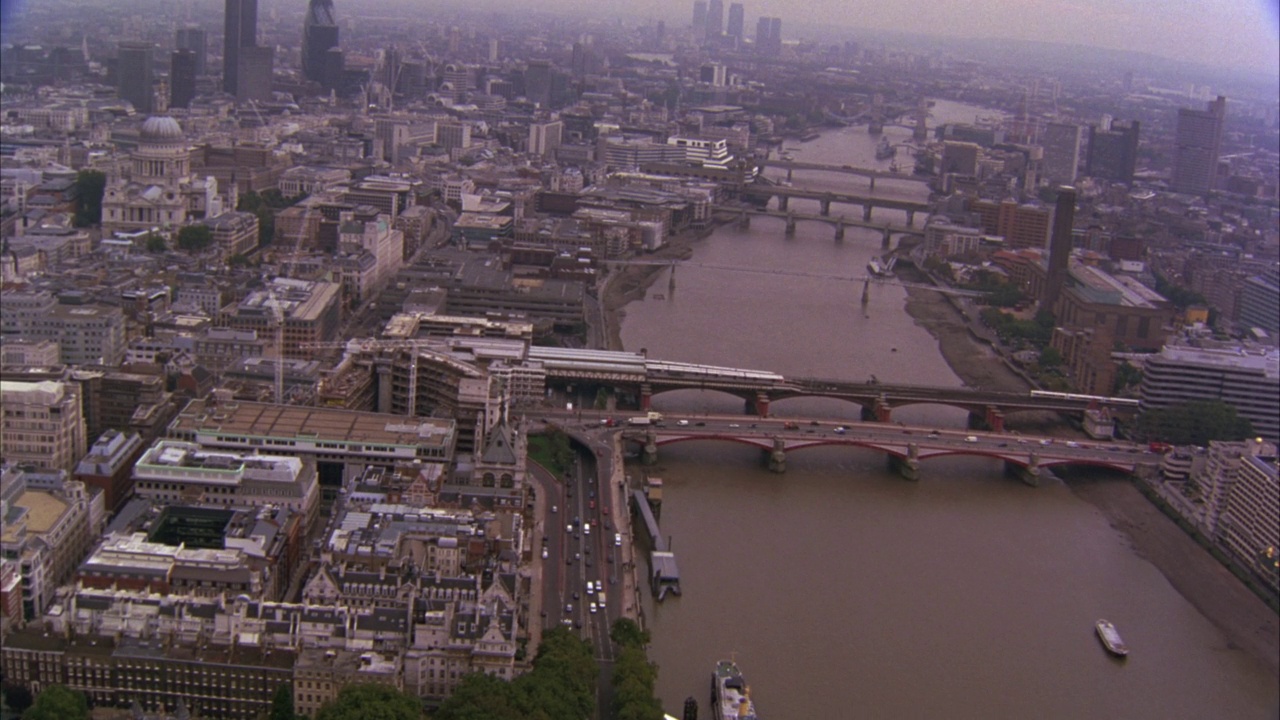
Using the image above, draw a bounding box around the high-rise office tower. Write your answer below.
[117,41,154,114]
[1085,118,1140,184]
[755,17,770,53]
[237,44,273,104]
[692,1,708,37]
[1040,122,1082,184]
[768,18,782,55]
[524,59,552,108]
[727,3,745,42]
[303,0,340,88]
[706,0,724,39]
[223,0,258,97]
[170,49,197,109]
[1171,95,1226,195]
[175,27,207,76]
[1042,187,1077,313]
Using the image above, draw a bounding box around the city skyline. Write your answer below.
[0,0,1276,79]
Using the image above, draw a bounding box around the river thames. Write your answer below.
[619,101,1279,719]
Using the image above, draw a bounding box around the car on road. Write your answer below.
[695,421,706,426]
[928,431,940,438]
[602,506,609,515]
[572,591,579,600]
[565,603,572,613]
[676,419,689,426]
[1065,441,1080,448]
[615,532,622,546]
[729,423,740,428]
[834,426,847,434]
[541,548,548,559]
[964,436,978,443]
[550,505,557,514]
[574,552,581,562]
[589,602,598,614]
[810,420,821,426]
[1040,439,1053,446]
[565,523,572,533]
[589,500,595,509]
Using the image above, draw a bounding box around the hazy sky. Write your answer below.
[595,0,1280,77]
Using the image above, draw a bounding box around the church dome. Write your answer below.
[140,116,184,141]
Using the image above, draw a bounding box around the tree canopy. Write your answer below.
[23,685,89,720]
[314,683,424,720]
[176,223,213,252]
[433,627,597,720]
[1135,400,1255,446]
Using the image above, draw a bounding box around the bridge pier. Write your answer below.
[863,204,873,222]
[642,431,659,466]
[860,278,870,305]
[639,384,652,411]
[881,227,891,249]
[869,176,876,193]
[888,443,920,480]
[767,437,786,473]
[738,211,750,230]
[985,406,1005,433]
[779,196,789,212]
[753,392,771,417]
[784,212,796,237]
[907,210,916,227]
[820,196,832,216]
[786,168,793,183]
[1005,454,1041,487]
[834,218,845,241]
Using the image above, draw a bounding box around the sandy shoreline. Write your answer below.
[597,237,1278,674]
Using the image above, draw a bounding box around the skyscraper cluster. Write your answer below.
[755,16,782,56]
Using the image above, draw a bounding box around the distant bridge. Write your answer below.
[740,183,931,225]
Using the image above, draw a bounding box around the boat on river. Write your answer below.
[712,659,759,720]
[1095,619,1129,657]
[876,137,896,160]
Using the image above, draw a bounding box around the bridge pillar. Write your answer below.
[907,210,916,227]
[642,431,659,466]
[1005,453,1041,487]
[874,397,893,423]
[881,227,891,249]
[985,406,1005,433]
[738,211,750,230]
[779,196,789,212]
[820,196,832,216]
[786,168,793,183]
[860,278,870,305]
[888,443,920,481]
[869,176,876,193]
[784,212,796,237]
[863,204,873,222]
[835,218,845,241]
[639,384,652,411]
[767,437,787,473]
[754,392,771,418]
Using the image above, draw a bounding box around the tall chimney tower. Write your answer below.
[1041,186,1076,313]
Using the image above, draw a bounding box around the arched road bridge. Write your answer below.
[618,419,1158,486]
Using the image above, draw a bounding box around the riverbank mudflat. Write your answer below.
[900,267,1279,675]
[598,227,705,351]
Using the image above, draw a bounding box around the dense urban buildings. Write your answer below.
[0,0,1277,715]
